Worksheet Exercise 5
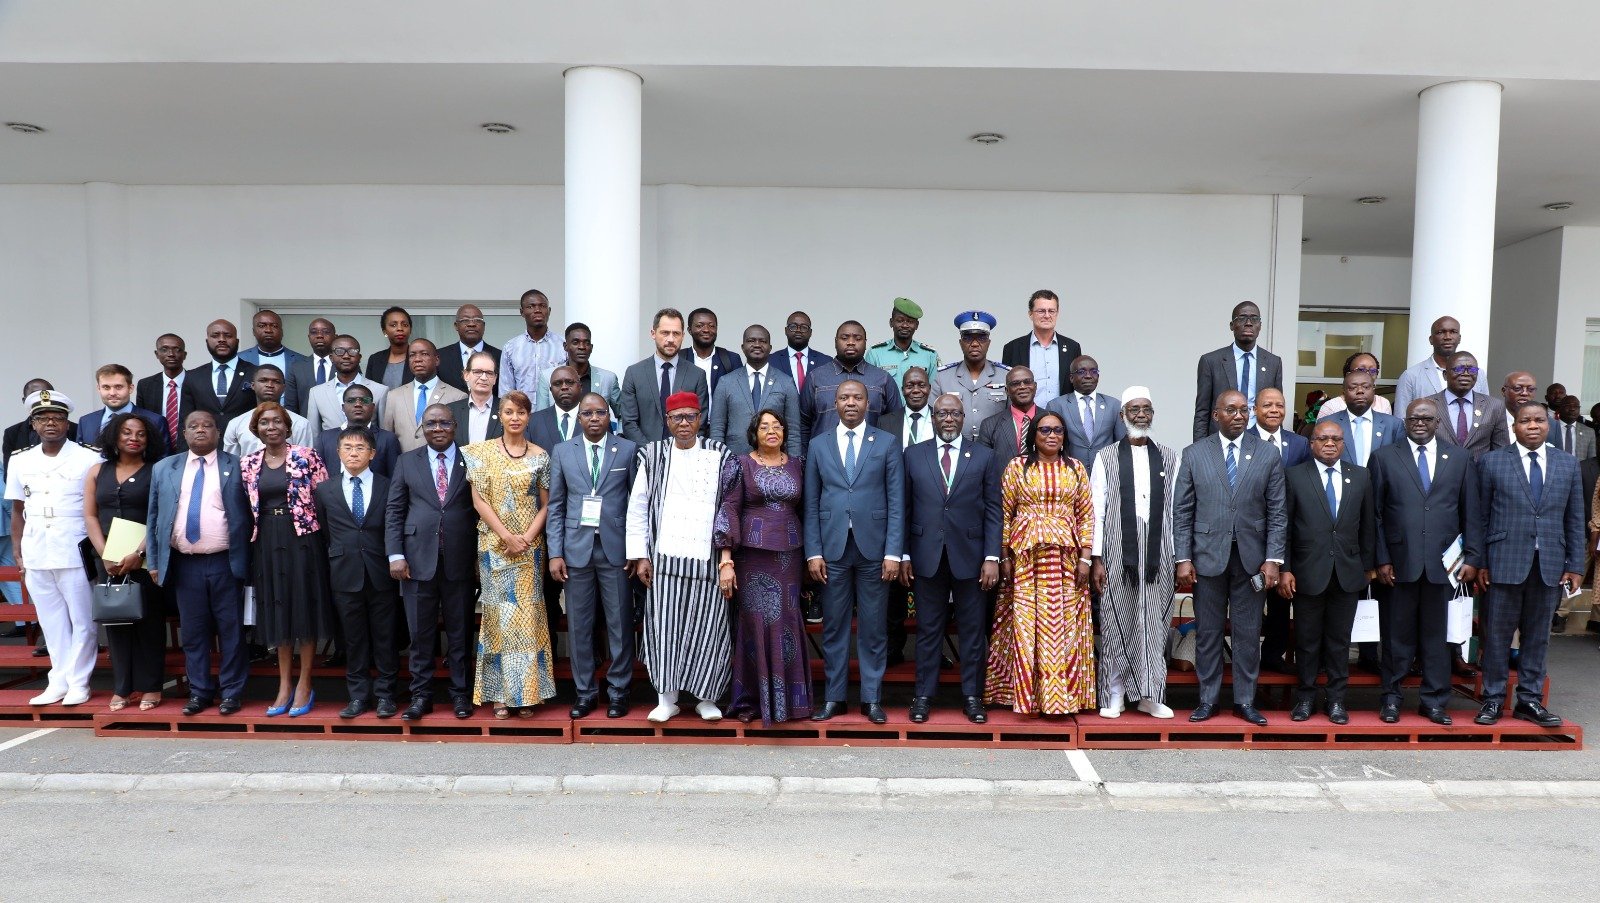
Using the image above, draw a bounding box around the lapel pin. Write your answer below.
[1345,478,1352,484]
[1244,455,1252,461]
[1160,471,1166,477]
[1375,430,1383,437]
[963,452,971,458]
[867,435,875,442]
[1441,453,1449,460]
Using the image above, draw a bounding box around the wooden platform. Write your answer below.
[571,707,1078,749]
[0,689,101,727]
[94,699,572,744]
[1074,708,1583,750]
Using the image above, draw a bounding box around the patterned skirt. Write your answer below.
[728,547,812,726]
[473,540,556,706]
[984,544,1096,714]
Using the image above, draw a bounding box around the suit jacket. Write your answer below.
[378,379,469,453]
[240,444,329,538]
[546,434,639,568]
[529,405,580,454]
[1000,333,1084,388]
[975,407,1032,475]
[283,354,338,417]
[315,425,401,480]
[533,365,621,413]
[1322,408,1403,466]
[1552,419,1596,461]
[709,367,802,457]
[679,346,743,402]
[364,349,413,387]
[2,420,79,463]
[1046,392,1126,470]
[803,425,905,561]
[76,406,169,458]
[903,439,1002,580]
[383,444,475,583]
[304,376,390,433]
[1473,443,1586,584]
[618,356,710,445]
[238,345,308,402]
[135,372,186,449]
[1192,344,1284,441]
[768,346,831,389]
[435,341,502,394]
[1429,390,1509,460]
[145,449,252,585]
[1173,431,1287,576]
[444,397,503,444]
[1281,460,1375,595]
[1369,440,1482,584]
[1260,428,1311,468]
[1583,455,1599,532]
[312,472,397,593]
[181,359,259,431]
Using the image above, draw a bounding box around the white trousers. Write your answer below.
[26,567,97,692]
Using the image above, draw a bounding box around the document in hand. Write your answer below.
[102,517,148,563]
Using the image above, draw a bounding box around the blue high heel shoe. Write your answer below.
[265,696,292,717]
[288,690,316,718]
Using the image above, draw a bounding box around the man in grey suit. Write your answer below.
[548,393,639,720]
[1554,396,1595,460]
[237,309,309,407]
[1047,354,1125,470]
[1322,371,1402,467]
[305,335,389,433]
[1469,402,1585,728]
[1393,315,1487,414]
[532,323,622,412]
[805,379,905,724]
[1174,389,1287,725]
[618,308,709,444]
[1192,301,1283,441]
[711,325,801,456]
[1429,351,1507,460]
[378,339,468,453]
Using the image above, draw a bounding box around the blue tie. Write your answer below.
[1225,441,1237,490]
[215,363,228,396]
[561,412,570,442]
[1529,450,1543,508]
[1324,466,1339,518]
[316,358,327,384]
[751,372,762,410]
[414,383,428,426]
[185,458,206,542]
[844,429,858,482]
[350,474,365,523]
[1417,445,1431,493]
[1240,352,1253,406]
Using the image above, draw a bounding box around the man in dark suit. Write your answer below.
[436,304,502,394]
[878,366,935,452]
[999,289,1081,409]
[679,307,742,421]
[315,383,401,478]
[313,427,400,719]
[237,309,307,406]
[902,395,1001,724]
[75,364,168,457]
[385,403,477,721]
[1370,397,1481,724]
[1430,351,1508,459]
[1045,354,1124,470]
[1255,386,1310,672]
[283,317,338,416]
[1192,301,1283,441]
[181,319,258,431]
[446,350,502,445]
[1322,371,1403,467]
[1469,402,1585,727]
[803,321,904,447]
[805,379,905,724]
[1277,420,1377,724]
[529,366,583,453]
[768,310,830,396]
[3,379,78,462]
[1174,389,1287,725]
[547,393,639,719]
[145,411,252,716]
[618,308,710,444]
[136,334,189,452]
[710,325,802,456]
[976,365,1039,475]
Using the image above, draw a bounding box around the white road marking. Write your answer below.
[1065,749,1101,784]
[0,728,56,753]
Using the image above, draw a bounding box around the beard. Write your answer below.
[1125,423,1151,439]
[936,430,962,443]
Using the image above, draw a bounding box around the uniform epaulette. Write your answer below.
[76,441,101,452]
[936,361,960,372]
[869,340,891,349]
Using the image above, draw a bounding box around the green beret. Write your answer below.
[892,297,923,320]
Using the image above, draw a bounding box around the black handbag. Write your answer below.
[91,576,146,624]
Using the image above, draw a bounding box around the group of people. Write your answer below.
[2,290,1589,732]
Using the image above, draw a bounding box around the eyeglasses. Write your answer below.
[1404,415,1438,424]
[454,317,486,326]
[1219,406,1251,416]
[1231,315,1262,325]
[466,368,496,377]
[666,413,700,423]
[1069,368,1099,377]
[344,396,375,405]
[420,419,455,429]
[1451,366,1480,375]
[330,348,361,357]
[1007,378,1035,387]
[1123,404,1153,415]
[1035,425,1065,435]
[1348,366,1380,375]
[1310,436,1344,444]
[577,410,610,419]
[931,410,963,420]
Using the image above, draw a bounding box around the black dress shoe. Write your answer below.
[1326,702,1349,725]
[32,643,48,657]
[375,699,398,719]
[606,700,630,719]
[1232,704,1267,726]
[218,697,242,715]
[1586,618,1600,635]
[1290,700,1314,722]
[803,598,823,624]
[0,625,25,639]
[1379,702,1400,723]
[453,699,474,719]
[1356,656,1382,674]
[1189,702,1217,722]
[1475,700,1502,725]
[1452,655,1478,678]
[1418,705,1452,725]
[181,696,211,716]
[339,700,369,719]
[1513,700,1563,728]
[860,702,887,724]
[570,698,597,719]
[963,696,987,724]
[811,701,848,722]
[908,696,932,723]
[1262,658,1295,675]
[402,698,433,721]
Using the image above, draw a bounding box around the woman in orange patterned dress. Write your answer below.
[985,410,1097,715]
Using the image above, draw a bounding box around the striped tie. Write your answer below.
[1225,441,1238,489]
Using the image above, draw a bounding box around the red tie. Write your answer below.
[435,452,449,503]
[794,351,806,391]
[941,443,954,495]
[164,380,180,446]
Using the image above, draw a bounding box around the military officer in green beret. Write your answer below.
[865,297,939,401]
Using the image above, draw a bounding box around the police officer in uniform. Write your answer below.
[4,391,103,706]
[865,297,939,401]
[935,311,1010,442]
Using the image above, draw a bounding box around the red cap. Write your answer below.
[665,391,701,413]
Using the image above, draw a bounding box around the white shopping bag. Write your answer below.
[1446,588,1473,645]
[1350,593,1380,643]
[242,586,256,627]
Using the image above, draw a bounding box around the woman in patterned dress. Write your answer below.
[985,409,1097,715]
[462,390,555,719]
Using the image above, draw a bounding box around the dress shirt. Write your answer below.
[747,364,770,398]
[1191,431,1281,565]
[1008,404,1039,452]
[552,403,579,443]
[1072,392,1098,433]
[581,435,609,489]
[1407,438,1437,484]
[901,435,1000,563]
[1028,335,1062,406]
[173,450,230,554]
[465,395,494,445]
[817,421,896,564]
[1318,461,1343,513]
[1348,411,1373,465]
[307,353,333,385]
[454,341,485,366]
[1514,441,1546,482]
[413,377,439,413]
[211,357,240,398]
[342,467,374,522]
[1255,426,1285,448]
[902,405,929,446]
[1090,441,1150,556]
[500,330,565,396]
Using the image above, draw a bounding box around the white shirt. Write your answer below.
[691,349,715,386]
[465,394,494,445]
[1515,441,1548,483]
[210,358,239,398]
[747,364,770,399]
[552,403,579,443]
[1348,411,1373,465]
[1090,442,1152,556]
[1407,438,1437,483]
[1317,461,1343,514]
[1255,426,1284,448]
[222,409,315,458]
[1072,392,1098,436]
[307,353,334,384]
[4,442,100,568]
[581,435,609,489]
[810,421,895,564]
[902,405,930,447]
[342,468,374,523]
[414,377,438,414]
[455,341,484,366]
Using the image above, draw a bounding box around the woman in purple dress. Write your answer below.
[715,410,813,726]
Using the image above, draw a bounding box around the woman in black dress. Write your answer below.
[82,413,164,712]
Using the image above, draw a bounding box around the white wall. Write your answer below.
[1489,228,1564,386]
[1299,254,1411,310]
[1553,227,1600,394]
[0,183,1295,448]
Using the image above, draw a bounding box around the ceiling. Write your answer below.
[3,62,1599,255]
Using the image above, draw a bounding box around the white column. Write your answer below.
[84,181,131,373]
[565,66,643,371]
[1406,80,1503,366]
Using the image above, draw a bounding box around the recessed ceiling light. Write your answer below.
[1544,201,1574,211]
[479,122,517,135]
[1355,196,1386,205]
[969,133,1005,145]
[4,122,45,134]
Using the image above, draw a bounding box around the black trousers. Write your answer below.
[886,578,910,662]
[1481,553,1560,707]
[1291,587,1358,704]
[105,576,167,697]
[912,552,987,698]
[401,559,472,702]
[1260,595,1291,666]
[333,577,399,703]
[1193,545,1264,707]
[1377,579,1451,710]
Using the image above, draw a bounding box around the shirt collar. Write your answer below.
[747,364,769,378]
[416,376,437,393]
[654,353,675,367]
[467,395,493,412]
[1030,334,1056,350]
[189,449,217,467]
[1218,432,1240,451]
[429,444,458,465]
[459,341,484,354]
[1256,426,1279,442]
[105,403,135,416]
[937,435,964,453]
[347,467,371,484]
[1408,437,1430,454]
[836,421,864,442]
[1011,404,1038,422]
